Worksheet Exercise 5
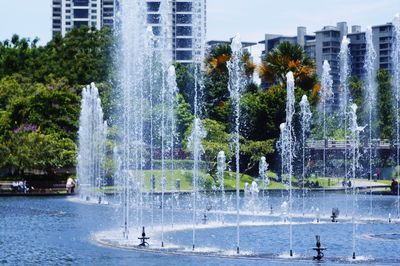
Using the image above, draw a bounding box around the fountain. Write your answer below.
[280,72,296,256]
[228,33,246,254]
[319,60,334,214]
[77,83,107,201]
[217,151,226,222]
[188,117,206,250]
[339,36,351,182]
[299,95,312,215]
[339,36,351,218]
[71,3,400,264]
[364,27,377,216]
[349,103,365,259]
[259,156,269,204]
[392,14,400,218]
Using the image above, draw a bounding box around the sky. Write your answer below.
[0,0,399,45]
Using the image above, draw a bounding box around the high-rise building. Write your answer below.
[146,0,207,64]
[51,0,115,37]
[52,0,206,64]
[259,21,396,91]
[258,27,316,60]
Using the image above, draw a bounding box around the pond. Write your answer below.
[0,192,399,265]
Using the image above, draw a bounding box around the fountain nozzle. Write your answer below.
[138,226,150,247]
[331,208,339,222]
[313,235,326,261]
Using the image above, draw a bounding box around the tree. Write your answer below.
[376,69,395,140]
[259,42,316,90]
[203,43,256,123]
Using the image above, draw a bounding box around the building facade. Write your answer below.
[52,0,206,64]
[52,0,115,36]
[260,21,396,91]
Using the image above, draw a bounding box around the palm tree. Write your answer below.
[206,43,231,75]
[206,43,256,79]
[259,42,316,90]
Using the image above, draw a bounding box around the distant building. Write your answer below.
[259,21,396,92]
[147,0,207,64]
[207,39,257,54]
[52,0,207,64]
[52,0,115,37]
[258,27,316,59]
[371,23,394,71]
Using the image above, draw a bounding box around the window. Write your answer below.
[176,14,192,24]
[379,26,388,32]
[176,2,192,12]
[74,21,88,27]
[176,26,192,36]
[147,2,160,12]
[176,38,192,48]
[73,0,88,6]
[152,26,161,36]
[147,14,160,24]
[381,57,389,62]
[74,9,88,18]
[380,43,389,49]
[176,51,192,61]
[332,31,340,38]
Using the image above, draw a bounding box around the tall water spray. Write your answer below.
[300,95,312,216]
[392,14,400,218]
[364,27,377,215]
[259,156,269,182]
[339,37,351,180]
[187,0,207,250]
[188,118,206,250]
[349,104,364,259]
[228,34,246,254]
[77,83,107,200]
[159,0,174,247]
[259,156,269,201]
[320,60,334,213]
[280,72,296,257]
[116,0,147,240]
[217,151,226,222]
[278,122,287,197]
[167,66,179,228]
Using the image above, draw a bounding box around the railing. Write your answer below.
[307,139,392,150]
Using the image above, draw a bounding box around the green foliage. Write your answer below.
[376,69,394,139]
[176,94,194,141]
[259,41,317,90]
[201,118,232,162]
[0,28,113,178]
[0,27,114,86]
[5,132,76,175]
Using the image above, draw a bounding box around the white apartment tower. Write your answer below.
[52,0,206,64]
[52,0,116,36]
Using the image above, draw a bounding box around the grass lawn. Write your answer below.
[98,171,393,193]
